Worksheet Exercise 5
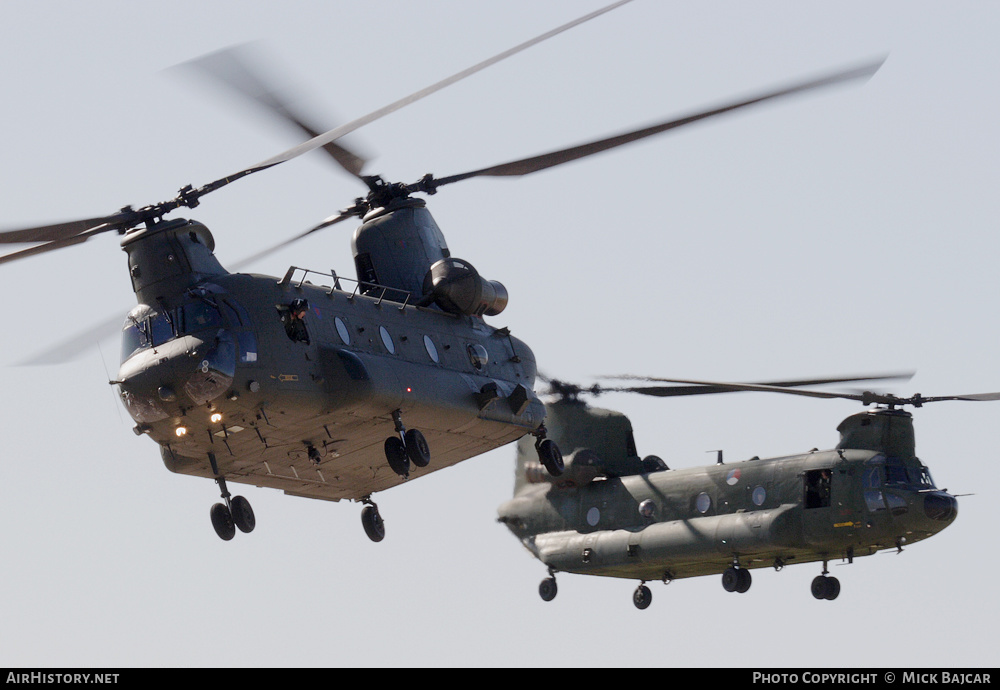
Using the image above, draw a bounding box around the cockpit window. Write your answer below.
[120,299,226,363]
[121,321,147,362]
[149,312,174,346]
[181,301,223,333]
[121,307,173,362]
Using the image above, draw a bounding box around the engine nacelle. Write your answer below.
[422,257,508,317]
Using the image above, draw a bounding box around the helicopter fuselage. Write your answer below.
[115,217,545,503]
[500,447,956,582]
[498,403,958,591]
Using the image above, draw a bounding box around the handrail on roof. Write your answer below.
[278,266,413,310]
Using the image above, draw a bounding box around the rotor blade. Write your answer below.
[603,375,1000,407]
[601,372,913,399]
[0,211,133,244]
[19,311,127,365]
[233,0,634,174]
[917,392,1000,403]
[228,209,357,272]
[0,226,114,266]
[178,44,368,178]
[430,58,885,188]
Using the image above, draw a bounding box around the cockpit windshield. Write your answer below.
[120,299,225,363]
[863,454,936,491]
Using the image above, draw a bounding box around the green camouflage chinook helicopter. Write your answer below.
[0,1,882,543]
[499,375,1000,608]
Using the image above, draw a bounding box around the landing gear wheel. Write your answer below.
[812,575,840,600]
[404,428,431,468]
[721,566,740,592]
[230,495,255,533]
[735,567,752,593]
[384,436,410,477]
[537,438,564,477]
[539,577,558,602]
[361,505,385,542]
[210,502,236,541]
[633,584,652,610]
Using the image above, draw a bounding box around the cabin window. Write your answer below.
[752,486,767,506]
[804,469,832,509]
[695,492,711,514]
[335,317,351,345]
[423,335,439,363]
[467,343,488,370]
[379,326,395,354]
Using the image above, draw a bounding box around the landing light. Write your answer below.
[210,413,223,424]
[175,426,188,437]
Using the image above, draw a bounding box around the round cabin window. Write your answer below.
[467,343,488,370]
[752,486,767,506]
[423,335,439,363]
[695,492,712,514]
[379,326,395,354]
[335,317,351,345]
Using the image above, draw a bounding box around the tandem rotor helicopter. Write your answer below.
[499,374,1000,608]
[0,1,884,543]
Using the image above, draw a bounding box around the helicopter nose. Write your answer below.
[923,492,958,522]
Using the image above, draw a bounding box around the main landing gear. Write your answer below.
[384,410,431,478]
[721,564,752,593]
[811,561,841,600]
[209,476,256,541]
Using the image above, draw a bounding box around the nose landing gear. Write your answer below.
[532,424,564,477]
[209,474,256,541]
[360,498,385,542]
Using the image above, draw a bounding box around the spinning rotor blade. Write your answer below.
[0,1,630,267]
[603,374,1000,408]
[179,44,368,179]
[236,0,634,173]
[602,372,913,399]
[429,58,885,188]
[228,209,357,272]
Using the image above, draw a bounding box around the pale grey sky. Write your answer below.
[0,0,997,667]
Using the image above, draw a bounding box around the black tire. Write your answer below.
[210,502,236,541]
[633,584,652,610]
[231,495,255,534]
[824,576,841,600]
[404,428,431,468]
[384,436,410,477]
[539,577,558,602]
[811,575,830,600]
[537,439,564,477]
[361,505,385,542]
[722,566,740,592]
[736,567,752,593]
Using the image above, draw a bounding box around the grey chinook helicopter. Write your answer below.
[499,376,999,608]
[0,2,882,543]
